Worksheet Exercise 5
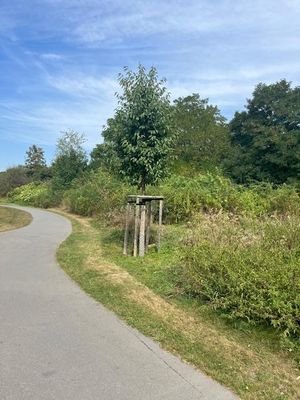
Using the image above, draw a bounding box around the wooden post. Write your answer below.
[133,199,140,257]
[157,199,163,251]
[123,202,131,255]
[145,201,152,253]
[139,202,146,256]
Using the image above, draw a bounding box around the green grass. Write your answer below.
[100,221,300,351]
[56,211,300,400]
[0,206,32,232]
[99,223,183,295]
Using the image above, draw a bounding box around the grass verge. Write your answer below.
[56,211,300,400]
[0,206,32,232]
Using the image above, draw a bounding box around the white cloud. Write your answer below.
[40,53,65,61]
[46,74,118,99]
[0,99,111,150]
[3,0,300,48]
[1,88,113,151]
[54,0,300,49]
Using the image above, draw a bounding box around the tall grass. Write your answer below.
[154,174,299,222]
[178,213,300,337]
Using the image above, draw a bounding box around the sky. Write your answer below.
[1,0,300,171]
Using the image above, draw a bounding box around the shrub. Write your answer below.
[232,187,269,216]
[155,172,272,222]
[63,170,133,222]
[0,166,31,196]
[8,182,58,208]
[153,174,299,223]
[178,213,300,337]
[243,183,300,216]
[154,173,238,222]
[267,185,300,215]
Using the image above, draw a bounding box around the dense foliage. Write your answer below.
[63,170,132,221]
[0,166,31,196]
[8,182,57,208]
[172,94,231,173]
[25,144,50,181]
[102,65,175,192]
[154,173,299,222]
[89,142,120,173]
[179,213,300,337]
[229,80,300,184]
[51,130,88,191]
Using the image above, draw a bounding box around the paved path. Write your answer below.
[0,206,237,400]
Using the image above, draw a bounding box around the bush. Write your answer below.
[233,187,269,216]
[8,182,58,208]
[153,174,299,223]
[155,173,270,222]
[154,173,239,222]
[63,170,133,222]
[243,183,300,216]
[178,213,300,337]
[0,166,31,196]
[267,185,300,215]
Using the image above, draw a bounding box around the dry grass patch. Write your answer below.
[0,206,32,232]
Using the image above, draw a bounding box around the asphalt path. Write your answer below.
[0,206,238,400]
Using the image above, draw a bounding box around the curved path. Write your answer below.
[0,206,237,400]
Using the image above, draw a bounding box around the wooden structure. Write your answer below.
[123,195,164,257]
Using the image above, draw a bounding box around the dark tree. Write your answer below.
[25,144,49,181]
[0,166,31,196]
[228,80,300,184]
[172,94,231,173]
[90,118,120,174]
[90,142,120,172]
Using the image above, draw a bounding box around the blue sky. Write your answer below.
[1,0,300,171]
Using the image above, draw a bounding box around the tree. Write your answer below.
[228,80,300,184]
[25,144,49,181]
[172,94,231,173]
[90,142,120,172]
[0,166,30,196]
[52,130,88,190]
[90,117,121,173]
[103,65,175,192]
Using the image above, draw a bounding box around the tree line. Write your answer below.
[1,65,299,197]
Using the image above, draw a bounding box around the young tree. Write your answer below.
[228,80,300,184]
[172,94,231,173]
[52,130,88,190]
[103,65,175,192]
[25,144,49,181]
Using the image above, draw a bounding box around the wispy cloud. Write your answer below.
[46,74,118,99]
[1,0,300,169]
[3,1,300,47]
[40,53,66,61]
[0,99,109,149]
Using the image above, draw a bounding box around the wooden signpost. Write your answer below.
[123,195,164,257]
